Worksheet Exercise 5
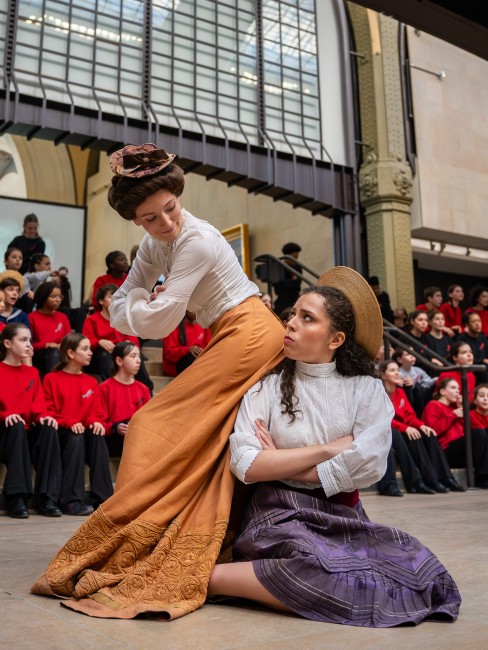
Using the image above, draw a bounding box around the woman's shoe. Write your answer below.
[442,477,467,492]
[409,480,436,495]
[7,497,29,519]
[61,501,94,516]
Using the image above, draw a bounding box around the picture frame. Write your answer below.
[221,223,251,278]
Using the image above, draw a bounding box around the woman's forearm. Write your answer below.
[245,438,351,483]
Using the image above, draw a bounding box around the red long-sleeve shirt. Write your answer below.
[28,310,71,351]
[82,311,139,349]
[162,320,211,376]
[422,400,464,450]
[0,323,5,333]
[388,387,424,433]
[99,377,151,436]
[436,370,476,403]
[91,273,126,308]
[470,409,488,431]
[440,302,463,331]
[43,371,104,429]
[0,362,49,427]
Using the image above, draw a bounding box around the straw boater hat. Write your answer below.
[0,270,25,294]
[317,266,383,360]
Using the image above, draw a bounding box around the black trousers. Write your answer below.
[378,428,422,493]
[0,421,61,503]
[90,347,154,394]
[444,428,488,482]
[57,427,113,505]
[33,347,61,374]
[405,432,453,486]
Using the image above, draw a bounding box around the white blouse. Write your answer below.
[229,360,394,496]
[109,209,259,339]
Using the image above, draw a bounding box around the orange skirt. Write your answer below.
[31,296,284,619]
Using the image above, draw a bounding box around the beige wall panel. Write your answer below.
[407,28,488,248]
[85,155,334,299]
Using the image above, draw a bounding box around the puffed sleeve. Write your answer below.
[317,378,393,496]
[109,231,216,339]
[229,381,273,483]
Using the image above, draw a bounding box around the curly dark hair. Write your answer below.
[108,163,185,221]
[33,281,59,309]
[264,286,377,422]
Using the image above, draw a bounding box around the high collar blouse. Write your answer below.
[109,209,259,339]
[230,361,394,497]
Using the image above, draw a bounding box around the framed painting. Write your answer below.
[221,223,251,278]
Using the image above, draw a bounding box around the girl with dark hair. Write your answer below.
[28,281,71,373]
[440,284,464,335]
[465,285,488,336]
[0,324,61,518]
[82,283,152,392]
[380,359,464,494]
[436,341,476,402]
[208,273,461,626]
[42,333,113,515]
[423,378,488,487]
[7,213,46,274]
[90,250,129,309]
[99,341,151,457]
[32,143,283,618]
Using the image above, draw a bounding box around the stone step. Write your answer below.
[145,360,164,376]
[142,342,163,363]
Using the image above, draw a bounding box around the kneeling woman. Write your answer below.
[209,270,461,627]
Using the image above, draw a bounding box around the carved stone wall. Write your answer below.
[348,4,416,310]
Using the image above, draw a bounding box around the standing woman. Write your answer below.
[8,213,46,274]
[32,143,284,618]
[29,282,71,373]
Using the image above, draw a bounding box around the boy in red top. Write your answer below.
[43,333,113,515]
[440,284,464,335]
[99,341,151,457]
[162,311,211,376]
[416,286,443,312]
[0,324,62,518]
[29,281,71,373]
[90,250,128,308]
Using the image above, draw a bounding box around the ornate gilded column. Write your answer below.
[348,4,415,311]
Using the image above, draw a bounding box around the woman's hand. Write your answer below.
[442,326,455,338]
[420,424,437,437]
[71,422,85,434]
[453,407,463,418]
[148,280,169,303]
[5,414,26,427]
[99,339,114,353]
[431,358,444,367]
[90,422,105,436]
[404,426,421,440]
[254,419,276,450]
[401,375,414,387]
[326,434,354,456]
[27,290,34,299]
[39,416,58,429]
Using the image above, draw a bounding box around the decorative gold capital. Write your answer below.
[359,158,413,205]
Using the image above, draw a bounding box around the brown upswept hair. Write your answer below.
[108,164,185,221]
[265,286,377,423]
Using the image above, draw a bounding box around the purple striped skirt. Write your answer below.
[233,482,461,627]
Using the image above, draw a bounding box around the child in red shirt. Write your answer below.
[29,281,71,373]
[436,341,476,402]
[440,284,464,336]
[90,250,128,308]
[162,311,211,376]
[380,360,464,493]
[99,341,151,457]
[43,333,113,515]
[468,385,488,487]
[0,324,62,518]
[82,283,152,392]
[0,288,5,333]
